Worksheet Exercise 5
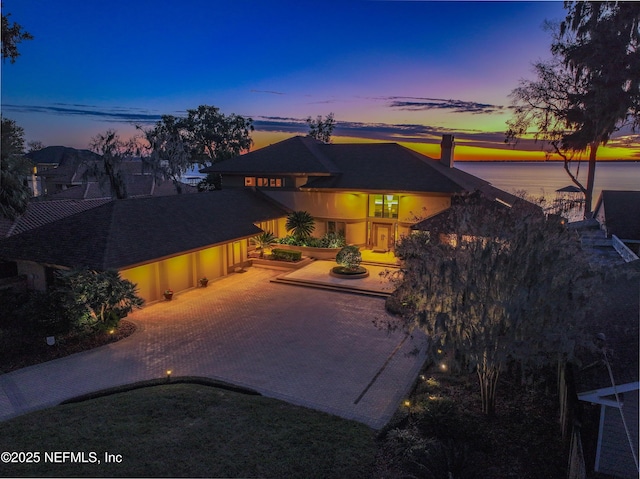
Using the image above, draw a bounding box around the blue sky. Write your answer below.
[6,0,633,160]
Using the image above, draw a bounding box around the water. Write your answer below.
[456,161,640,203]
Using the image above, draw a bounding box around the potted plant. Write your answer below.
[199,277,209,287]
[164,289,174,300]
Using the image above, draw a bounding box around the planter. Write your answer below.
[277,245,342,260]
[199,279,209,288]
[330,266,369,279]
[164,291,174,301]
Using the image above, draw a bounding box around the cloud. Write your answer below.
[250,89,285,95]
[384,96,505,114]
[252,114,517,148]
[2,103,166,124]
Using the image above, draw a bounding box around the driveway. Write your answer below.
[0,267,427,429]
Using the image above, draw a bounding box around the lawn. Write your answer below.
[0,382,377,478]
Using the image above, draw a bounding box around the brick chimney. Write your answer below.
[440,134,455,168]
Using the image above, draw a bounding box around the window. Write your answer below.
[256,177,284,188]
[245,177,256,186]
[369,194,398,218]
[327,221,346,236]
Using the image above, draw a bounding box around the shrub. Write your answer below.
[319,231,346,248]
[271,248,302,262]
[285,211,315,240]
[336,245,362,270]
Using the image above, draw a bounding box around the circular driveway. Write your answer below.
[0,267,427,429]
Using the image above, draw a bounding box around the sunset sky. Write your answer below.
[2,0,638,161]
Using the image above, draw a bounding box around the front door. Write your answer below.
[373,224,391,251]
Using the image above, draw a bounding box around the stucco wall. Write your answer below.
[399,194,451,223]
[120,244,228,303]
[266,191,368,219]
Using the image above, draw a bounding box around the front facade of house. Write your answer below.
[201,135,509,252]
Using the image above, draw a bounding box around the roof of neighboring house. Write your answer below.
[45,177,198,200]
[0,189,288,270]
[0,198,112,238]
[577,259,640,392]
[201,135,507,195]
[26,146,102,183]
[593,190,640,240]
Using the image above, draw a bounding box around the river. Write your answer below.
[456,161,640,204]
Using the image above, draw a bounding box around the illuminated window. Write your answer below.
[369,194,398,218]
[256,177,284,188]
[327,221,346,235]
[245,177,256,186]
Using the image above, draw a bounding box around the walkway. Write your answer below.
[0,266,426,430]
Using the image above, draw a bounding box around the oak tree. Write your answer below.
[507,1,640,215]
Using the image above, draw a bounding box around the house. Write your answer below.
[201,134,517,252]
[593,190,640,258]
[0,134,521,302]
[0,190,288,302]
[576,260,640,478]
[25,146,196,199]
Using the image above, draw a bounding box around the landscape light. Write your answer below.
[166,370,172,381]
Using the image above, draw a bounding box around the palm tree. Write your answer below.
[285,211,315,242]
[251,231,277,258]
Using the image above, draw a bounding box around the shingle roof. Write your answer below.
[0,199,112,238]
[577,260,640,391]
[200,136,337,176]
[45,177,198,200]
[201,135,500,195]
[0,189,288,270]
[594,190,640,241]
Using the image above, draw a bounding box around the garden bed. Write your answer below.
[0,320,137,373]
[250,255,314,270]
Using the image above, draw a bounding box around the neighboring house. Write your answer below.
[25,146,196,198]
[201,134,517,252]
[593,190,640,258]
[576,260,640,479]
[0,190,288,302]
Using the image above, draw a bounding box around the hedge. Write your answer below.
[271,248,302,262]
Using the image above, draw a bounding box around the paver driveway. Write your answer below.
[0,267,427,429]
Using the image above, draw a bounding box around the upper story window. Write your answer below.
[369,194,398,218]
[246,177,285,188]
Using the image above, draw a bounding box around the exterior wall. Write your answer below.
[398,194,451,223]
[266,190,453,247]
[266,191,368,220]
[596,389,639,479]
[15,260,48,291]
[120,244,228,303]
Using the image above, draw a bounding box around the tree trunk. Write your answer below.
[584,142,598,218]
[477,359,500,416]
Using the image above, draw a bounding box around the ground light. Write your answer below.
[166,370,172,382]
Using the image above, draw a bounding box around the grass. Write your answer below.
[0,382,377,478]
